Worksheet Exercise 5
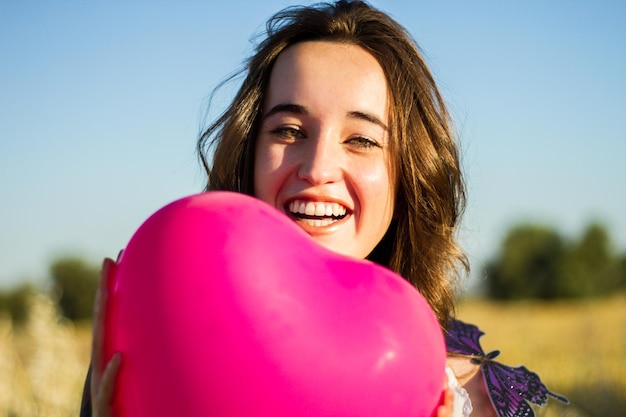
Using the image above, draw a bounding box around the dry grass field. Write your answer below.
[0,294,92,417]
[456,293,626,417]
[1,292,624,417]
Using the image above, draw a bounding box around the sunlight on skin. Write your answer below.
[254,41,395,260]
[447,357,497,417]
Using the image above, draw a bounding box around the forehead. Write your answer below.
[264,41,389,124]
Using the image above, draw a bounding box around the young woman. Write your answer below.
[200,0,467,327]
[83,1,490,416]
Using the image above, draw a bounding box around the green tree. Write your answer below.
[0,283,36,324]
[485,224,565,299]
[558,223,621,297]
[50,256,99,321]
[485,222,626,300]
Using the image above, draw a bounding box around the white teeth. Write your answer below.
[300,218,334,227]
[288,200,347,219]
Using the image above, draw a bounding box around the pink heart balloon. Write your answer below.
[104,192,446,417]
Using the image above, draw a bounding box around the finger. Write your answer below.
[92,259,110,370]
[94,353,121,417]
[436,387,454,417]
[435,403,451,417]
[100,353,122,403]
[443,387,454,407]
[101,352,121,395]
[91,258,116,388]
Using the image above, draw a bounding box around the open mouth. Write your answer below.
[287,200,348,227]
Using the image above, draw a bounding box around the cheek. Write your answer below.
[253,144,284,203]
[367,167,395,235]
[359,163,395,211]
[252,147,268,200]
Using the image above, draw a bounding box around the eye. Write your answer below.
[270,126,305,140]
[346,136,381,149]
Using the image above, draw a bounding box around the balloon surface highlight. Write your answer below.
[104,192,446,417]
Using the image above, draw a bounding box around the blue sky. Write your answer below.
[1,1,625,290]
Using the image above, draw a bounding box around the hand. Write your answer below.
[436,385,455,417]
[447,356,498,417]
[90,258,122,417]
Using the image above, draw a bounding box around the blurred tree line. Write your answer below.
[1,221,625,323]
[484,222,626,299]
[0,257,99,324]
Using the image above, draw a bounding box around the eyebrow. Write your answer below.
[263,103,308,119]
[347,110,388,132]
[263,103,389,131]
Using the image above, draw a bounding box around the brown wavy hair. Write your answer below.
[197,0,468,326]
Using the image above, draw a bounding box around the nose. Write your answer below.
[297,130,342,185]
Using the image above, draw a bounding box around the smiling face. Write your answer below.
[253,41,395,260]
